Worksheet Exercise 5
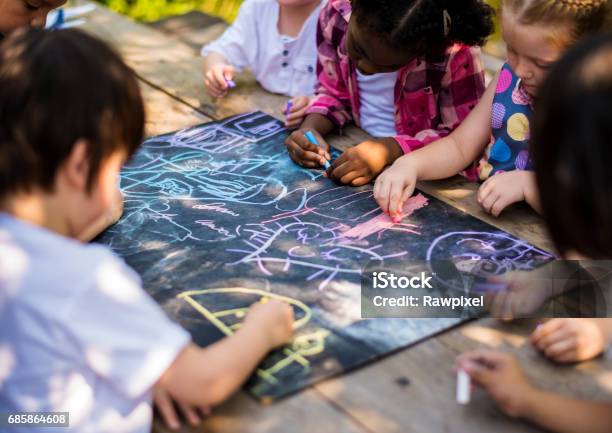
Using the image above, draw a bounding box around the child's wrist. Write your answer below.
[382,137,403,165]
[519,385,546,421]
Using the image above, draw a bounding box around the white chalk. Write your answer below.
[456,369,471,404]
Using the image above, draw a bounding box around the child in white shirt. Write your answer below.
[202,0,323,128]
[0,28,293,433]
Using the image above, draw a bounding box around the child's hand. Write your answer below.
[482,270,553,320]
[204,63,235,99]
[373,156,417,219]
[327,138,401,187]
[284,128,331,168]
[284,96,310,129]
[154,385,211,430]
[531,319,608,363]
[456,350,537,418]
[245,299,294,348]
[477,170,536,217]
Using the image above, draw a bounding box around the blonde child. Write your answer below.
[284,0,494,186]
[374,0,611,218]
[0,28,294,432]
[202,0,323,128]
[457,33,612,433]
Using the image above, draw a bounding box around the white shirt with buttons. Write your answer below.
[202,0,324,97]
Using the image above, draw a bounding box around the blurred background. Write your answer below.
[98,0,502,38]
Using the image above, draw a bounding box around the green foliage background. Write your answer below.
[97,0,501,30]
[99,0,242,22]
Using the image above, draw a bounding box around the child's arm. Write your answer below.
[156,300,293,407]
[374,72,498,217]
[201,0,255,98]
[457,350,612,433]
[531,318,612,363]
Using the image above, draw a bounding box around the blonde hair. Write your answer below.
[502,0,612,44]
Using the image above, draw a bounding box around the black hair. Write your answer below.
[531,32,612,259]
[0,28,144,198]
[351,0,495,57]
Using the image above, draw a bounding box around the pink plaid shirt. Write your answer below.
[307,0,486,164]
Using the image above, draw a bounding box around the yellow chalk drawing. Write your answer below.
[177,287,329,385]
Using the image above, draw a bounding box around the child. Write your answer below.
[457,33,612,433]
[0,0,66,38]
[0,28,294,432]
[375,0,611,218]
[202,0,323,104]
[284,0,494,186]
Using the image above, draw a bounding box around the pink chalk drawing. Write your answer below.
[341,194,429,241]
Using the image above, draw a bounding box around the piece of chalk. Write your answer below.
[285,101,293,116]
[260,296,269,304]
[456,369,471,404]
[225,78,236,88]
[304,130,331,170]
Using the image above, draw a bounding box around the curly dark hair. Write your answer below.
[351,0,495,57]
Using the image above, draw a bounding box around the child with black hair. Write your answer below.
[0,28,294,432]
[0,0,65,38]
[457,33,612,433]
[283,0,494,186]
[375,0,612,218]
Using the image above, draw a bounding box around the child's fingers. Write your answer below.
[477,179,493,204]
[350,176,370,187]
[285,140,323,167]
[377,180,392,214]
[531,319,564,344]
[543,338,576,360]
[285,107,309,123]
[329,159,355,181]
[178,402,201,426]
[481,191,501,214]
[491,195,512,217]
[291,96,310,110]
[534,327,571,352]
[340,169,366,186]
[154,390,180,430]
[212,68,229,90]
[387,181,406,217]
[397,184,415,212]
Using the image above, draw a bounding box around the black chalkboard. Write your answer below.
[98,111,553,401]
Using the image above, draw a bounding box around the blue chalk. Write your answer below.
[225,78,236,89]
[304,130,331,170]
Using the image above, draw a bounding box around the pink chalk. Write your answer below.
[342,194,429,240]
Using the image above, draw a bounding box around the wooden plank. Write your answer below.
[140,81,209,136]
[147,11,228,52]
[314,318,612,433]
[80,3,288,121]
[153,389,370,433]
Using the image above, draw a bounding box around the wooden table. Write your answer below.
[79,5,612,432]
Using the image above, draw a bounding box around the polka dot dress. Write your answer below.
[478,63,534,181]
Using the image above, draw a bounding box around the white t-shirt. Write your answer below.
[0,213,191,433]
[356,69,398,137]
[202,0,324,97]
